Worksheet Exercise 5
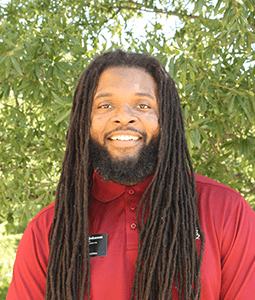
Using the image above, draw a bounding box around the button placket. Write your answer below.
[126,188,139,249]
[130,222,137,229]
[130,204,136,211]
[128,188,135,195]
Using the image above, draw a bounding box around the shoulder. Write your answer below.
[194,173,253,220]
[27,201,55,233]
[194,173,244,205]
[194,173,255,226]
[195,173,240,197]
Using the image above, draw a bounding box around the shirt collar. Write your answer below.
[91,170,154,202]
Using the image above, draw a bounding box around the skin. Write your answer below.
[90,67,160,162]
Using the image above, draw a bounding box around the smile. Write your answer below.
[107,135,142,148]
[109,135,140,141]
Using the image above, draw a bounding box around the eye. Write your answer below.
[137,103,151,109]
[98,104,113,109]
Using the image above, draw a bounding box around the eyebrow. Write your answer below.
[94,92,156,101]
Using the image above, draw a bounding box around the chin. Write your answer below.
[89,135,159,186]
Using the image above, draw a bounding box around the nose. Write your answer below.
[112,104,138,125]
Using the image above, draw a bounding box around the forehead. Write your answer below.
[94,67,158,98]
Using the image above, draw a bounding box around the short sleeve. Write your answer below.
[220,196,255,299]
[6,204,54,300]
[196,175,255,300]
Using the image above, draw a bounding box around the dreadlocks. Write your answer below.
[45,49,205,300]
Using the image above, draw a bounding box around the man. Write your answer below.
[7,50,255,299]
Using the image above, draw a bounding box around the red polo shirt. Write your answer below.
[7,171,255,299]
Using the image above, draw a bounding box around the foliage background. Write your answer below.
[0,0,255,297]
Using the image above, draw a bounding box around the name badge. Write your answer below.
[89,233,107,257]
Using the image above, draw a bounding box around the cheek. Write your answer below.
[143,112,159,132]
[145,112,159,135]
[91,113,109,125]
[90,114,108,141]
[143,110,159,123]
[146,115,158,123]
[90,116,100,138]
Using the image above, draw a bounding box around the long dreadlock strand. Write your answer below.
[45,49,205,300]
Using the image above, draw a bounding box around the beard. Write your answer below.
[88,134,159,186]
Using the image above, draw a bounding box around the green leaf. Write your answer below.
[7,212,14,224]
[198,0,204,13]
[0,54,7,64]
[25,168,30,180]
[148,40,164,52]
[183,105,189,120]
[238,97,254,124]
[185,130,194,153]
[188,64,195,82]
[66,33,79,44]
[214,0,223,15]
[10,56,23,75]
[168,57,175,77]
[55,110,71,124]
[18,81,32,91]
[191,128,201,148]
[246,0,254,12]
[34,63,42,80]
[54,66,66,81]
[197,127,208,140]
[200,97,207,114]
[0,19,7,35]
[52,91,65,105]
[2,37,16,47]
[228,96,235,112]
[46,66,53,81]
[188,58,198,72]
[190,119,207,129]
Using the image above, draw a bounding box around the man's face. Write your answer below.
[89,67,160,185]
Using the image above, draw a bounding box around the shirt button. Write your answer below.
[131,222,137,229]
[130,204,136,211]
[128,189,135,195]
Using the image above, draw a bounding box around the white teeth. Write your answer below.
[111,135,139,141]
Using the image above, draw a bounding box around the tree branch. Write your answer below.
[109,0,255,32]
[101,8,121,26]
[108,0,206,20]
